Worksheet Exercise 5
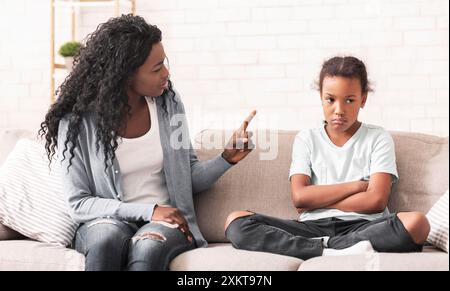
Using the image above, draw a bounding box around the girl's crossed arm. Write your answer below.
[291,174,368,210]
[326,173,392,214]
[291,173,392,214]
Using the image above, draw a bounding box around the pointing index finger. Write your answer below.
[239,110,257,133]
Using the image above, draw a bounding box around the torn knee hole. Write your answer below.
[87,219,118,228]
[132,232,167,243]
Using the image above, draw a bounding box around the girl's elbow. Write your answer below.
[292,192,310,208]
[372,195,389,213]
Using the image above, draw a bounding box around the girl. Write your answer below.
[39,14,255,271]
[224,56,430,260]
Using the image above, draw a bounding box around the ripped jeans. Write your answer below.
[73,218,196,271]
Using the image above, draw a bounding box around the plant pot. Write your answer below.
[64,56,74,72]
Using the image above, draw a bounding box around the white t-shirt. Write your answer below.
[115,96,170,206]
[289,123,398,222]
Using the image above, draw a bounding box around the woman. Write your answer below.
[39,14,255,271]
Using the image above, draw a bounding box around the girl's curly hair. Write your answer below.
[39,14,176,170]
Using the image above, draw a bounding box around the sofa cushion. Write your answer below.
[170,243,302,271]
[298,246,449,271]
[194,130,449,243]
[0,129,33,167]
[0,240,84,271]
[389,132,449,213]
[194,130,299,243]
[0,129,37,242]
[0,139,78,246]
[426,190,449,252]
[0,223,25,240]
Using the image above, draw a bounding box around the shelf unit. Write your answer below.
[50,0,136,103]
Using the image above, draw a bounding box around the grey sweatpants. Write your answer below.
[225,213,422,260]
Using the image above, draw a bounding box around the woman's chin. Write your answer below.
[159,88,167,95]
[147,89,165,97]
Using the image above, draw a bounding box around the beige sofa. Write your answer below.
[0,128,448,271]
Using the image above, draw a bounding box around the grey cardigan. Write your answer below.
[57,91,232,247]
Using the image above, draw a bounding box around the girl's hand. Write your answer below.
[151,205,194,243]
[356,180,370,193]
[222,110,257,165]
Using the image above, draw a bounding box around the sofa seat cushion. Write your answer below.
[298,246,449,271]
[170,243,302,271]
[0,240,85,271]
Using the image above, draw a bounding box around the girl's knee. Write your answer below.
[224,211,255,248]
[224,210,254,232]
[397,212,430,245]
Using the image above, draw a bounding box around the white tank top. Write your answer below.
[115,96,170,206]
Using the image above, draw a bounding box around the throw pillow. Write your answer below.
[0,139,78,246]
[426,190,449,253]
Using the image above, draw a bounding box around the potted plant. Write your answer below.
[58,41,82,72]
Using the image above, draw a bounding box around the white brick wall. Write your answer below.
[0,0,74,132]
[1,0,449,138]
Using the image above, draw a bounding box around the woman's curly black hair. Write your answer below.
[39,14,176,171]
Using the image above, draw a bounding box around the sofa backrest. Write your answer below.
[194,130,297,243]
[194,130,449,243]
[389,132,449,213]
